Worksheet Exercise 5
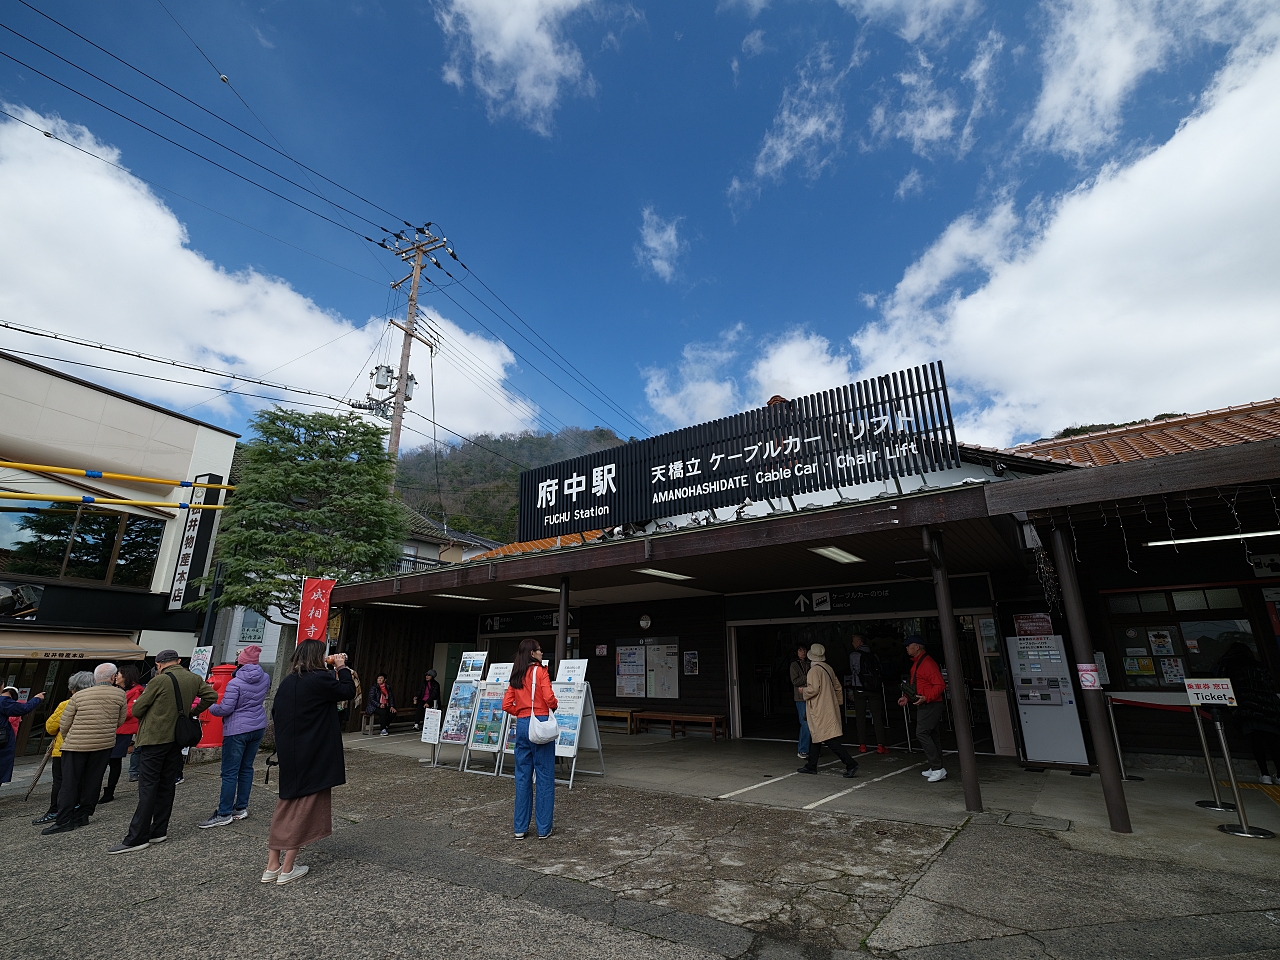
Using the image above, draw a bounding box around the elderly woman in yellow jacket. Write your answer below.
[32,671,94,826]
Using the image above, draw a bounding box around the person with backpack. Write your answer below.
[198,645,270,828]
[109,650,216,854]
[848,635,888,754]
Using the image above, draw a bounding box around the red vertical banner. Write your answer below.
[297,578,337,645]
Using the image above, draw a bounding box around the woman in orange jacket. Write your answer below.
[501,638,559,839]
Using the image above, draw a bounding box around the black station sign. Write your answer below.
[517,362,960,541]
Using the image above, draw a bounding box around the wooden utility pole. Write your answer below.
[384,229,448,461]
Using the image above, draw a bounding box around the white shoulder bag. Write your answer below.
[525,666,560,744]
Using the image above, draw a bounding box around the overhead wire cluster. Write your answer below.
[0,0,650,462]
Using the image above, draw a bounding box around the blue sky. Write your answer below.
[1,0,1277,453]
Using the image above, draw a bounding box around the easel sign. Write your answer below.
[557,659,588,683]
[550,679,605,788]
[462,680,510,776]
[488,662,514,684]
[420,708,441,745]
[429,679,479,769]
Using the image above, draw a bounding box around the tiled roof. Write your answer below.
[469,530,604,562]
[1013,398,1280,467]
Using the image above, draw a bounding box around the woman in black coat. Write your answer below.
[262,641,355,885]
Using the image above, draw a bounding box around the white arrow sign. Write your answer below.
[794,594,810,612]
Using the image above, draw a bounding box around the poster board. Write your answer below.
[440,680,479,746]
[616,645,645,697]
[1007,634,1088,765]
[488,662,514,684]
[468,681,509,754]
[557,659,588,683]
[457,651,488,680]
[419,708,441,745]
[188,646,213,680]
[646,642,679,699]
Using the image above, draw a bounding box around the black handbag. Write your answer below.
[168,672,203,748]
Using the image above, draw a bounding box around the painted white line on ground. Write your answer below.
[716,760,841,799]
[801,762,924,810]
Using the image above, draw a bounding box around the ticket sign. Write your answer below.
[1185,678,1236,707]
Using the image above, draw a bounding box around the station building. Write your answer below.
[333,375,1280,796]
[0,351,236,761]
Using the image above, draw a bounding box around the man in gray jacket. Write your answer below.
[43,662,127,835]
[790,645,812,759]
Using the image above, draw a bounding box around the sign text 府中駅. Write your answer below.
[517,362,960,540]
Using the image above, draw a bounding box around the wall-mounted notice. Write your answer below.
[557,659,588,683]
[470,681,509,753]
[1148,628,1176,656]
[1013,613,1053,637]
[457,651,488,680]
[420,708,441,745]
[595,644,608,656]
[440,680,479,744]
[1094,652,1111,686]
[1159,657,1186,685]
[647,642,679,699]
[683,651,699,675]
[487,662,513,684]
[616,645,645,698]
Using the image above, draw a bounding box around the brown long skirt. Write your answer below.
[267,789,332,850]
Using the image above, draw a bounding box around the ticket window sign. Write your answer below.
[1185,678,1236,707]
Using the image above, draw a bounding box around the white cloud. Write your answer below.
[643,327,742,426]
[0,109,535,441]
[742,29,766,57]
[959,29,1003,153]
[435,0,595,135]
[895,167,925,198]
[869,50,959,156]
[718,0,771,18]
[1026,0,1271,159]
[730,44,851,208]
[748,331,854,404]
[833,0,979,43]
[852,25,1280,445]
[634,206,687,283]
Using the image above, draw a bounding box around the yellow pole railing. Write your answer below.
[0,491,223,510]
[0,460,235,490]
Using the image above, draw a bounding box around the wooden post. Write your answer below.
[1050,527,1133,833]
[924,527,983,813]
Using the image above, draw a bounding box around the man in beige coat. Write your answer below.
[797,644,859,778]
[43,662,127,834]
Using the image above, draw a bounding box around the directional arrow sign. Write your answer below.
[794,594,810,612]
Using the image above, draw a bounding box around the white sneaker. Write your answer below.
[380,730,389,737]
[277,864,309,884]
[1262,775,1275,785]
[412,724,419,730]
[926,768,948,782]
[921,768,933,777]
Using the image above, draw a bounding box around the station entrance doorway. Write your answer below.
[731,612,1016,756]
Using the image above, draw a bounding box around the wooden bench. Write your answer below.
[361,713,417,736]
[595,707,639,734]
[634,711,727,741]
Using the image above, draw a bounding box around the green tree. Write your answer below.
[205,408,407,623]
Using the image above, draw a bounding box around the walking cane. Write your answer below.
[23,739,55,802]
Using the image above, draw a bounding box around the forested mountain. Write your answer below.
[396,427,623,543]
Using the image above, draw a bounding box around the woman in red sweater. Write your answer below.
[501,638,559,839]
[101,665,144,803]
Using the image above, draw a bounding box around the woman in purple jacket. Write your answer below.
[198,645,271,829]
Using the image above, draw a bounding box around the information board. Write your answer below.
[557,659,588,683]
[440,680,479,745]
[469,681,509,754]
[419,708,441,745]
[457,651,488,680]
[488,662,513,684]
[1185,678,1237,706]
[646,643,680,699]
[1007,634,1088,765]
[188,646,213,680]
[616,645,645,698]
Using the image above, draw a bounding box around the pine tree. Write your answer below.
[205,408,407,623]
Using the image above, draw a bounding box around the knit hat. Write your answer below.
[237,645,262,666]
[155,649,181,664]
[808,643,827,662]
[1,685,18,697]
[426,669,437,677]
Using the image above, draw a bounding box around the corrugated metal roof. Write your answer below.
[469,530,605,562]
[1014,397,1280,467]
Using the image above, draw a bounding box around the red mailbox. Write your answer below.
[197,663,238,748]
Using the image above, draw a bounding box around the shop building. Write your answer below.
[0,351,237,760]
[332,373,1280,824]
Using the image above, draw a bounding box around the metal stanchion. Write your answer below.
[1191,703,1235,812]
[1211,708,1274,839]
[1105,694,1143,782]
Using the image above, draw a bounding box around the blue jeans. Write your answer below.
[796,701,812,755]
[513,716,555,837]
[217,728,265,817]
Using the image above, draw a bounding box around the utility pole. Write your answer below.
[382,228,449,461]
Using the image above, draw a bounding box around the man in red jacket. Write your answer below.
[898,637,947,782]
